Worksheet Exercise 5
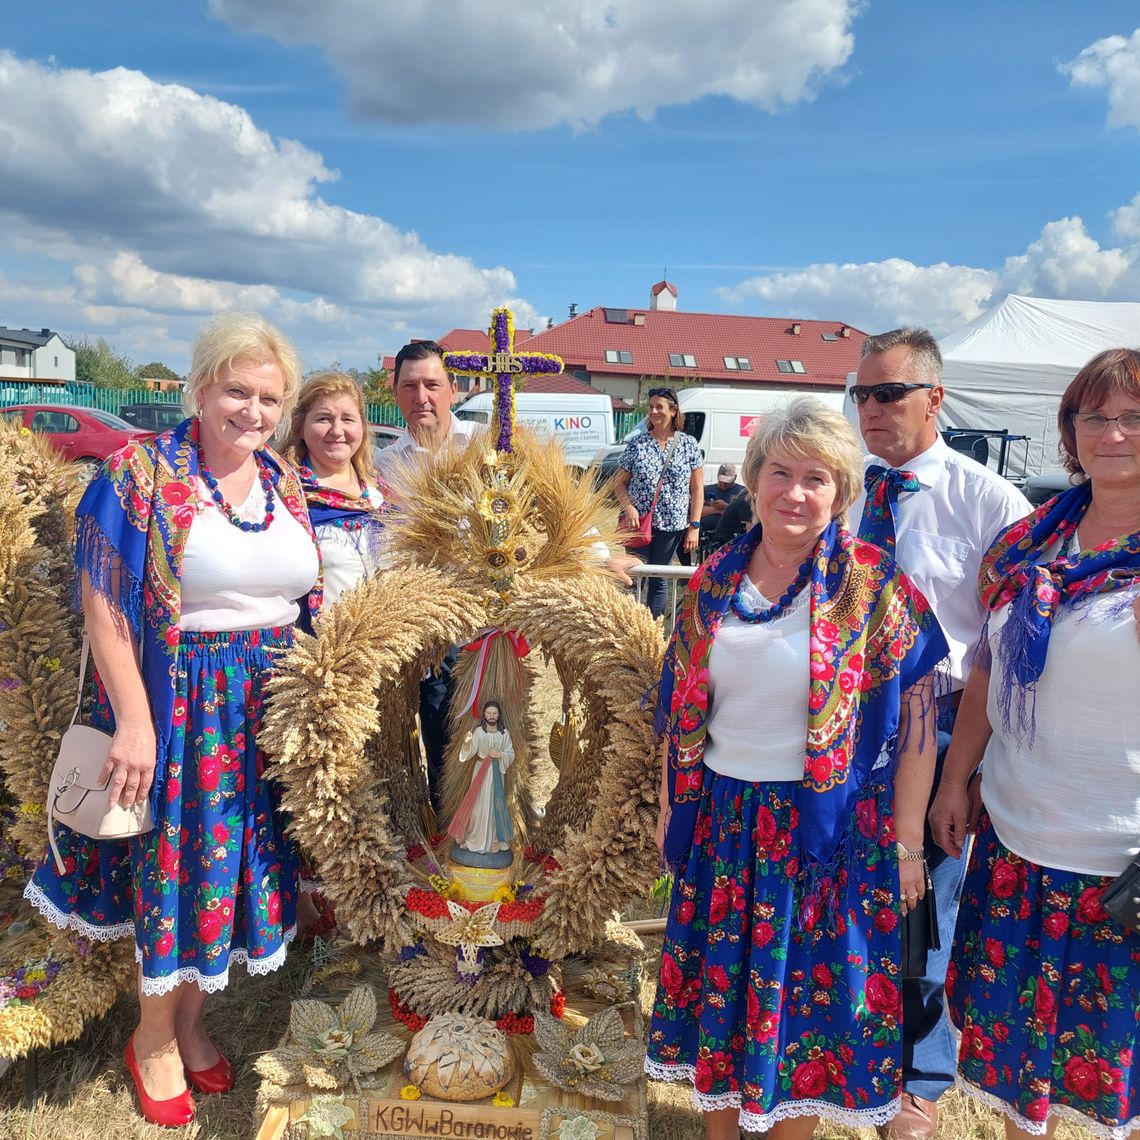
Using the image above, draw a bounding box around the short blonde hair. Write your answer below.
[741,396,863,520]
[281,371,377,484]
[182,311,302,421]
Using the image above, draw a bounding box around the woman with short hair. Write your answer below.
[25,311,321,1127]
[647,396,947,1139]
[281,371,385,606]
[931,348,1140,1140]
[614,386,704,618]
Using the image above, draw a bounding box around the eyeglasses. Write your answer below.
[1071,411,1140,435]
[647,387,677,402]
[847,382,935,406]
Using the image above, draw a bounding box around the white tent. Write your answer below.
[937,294,1140,478]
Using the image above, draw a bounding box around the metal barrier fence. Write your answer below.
[628,563,698,636]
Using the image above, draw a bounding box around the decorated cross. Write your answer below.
[443,307,563,453]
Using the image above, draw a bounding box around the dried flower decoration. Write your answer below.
[254,985,402,1092]
[558,1116,601,1140]
[531,1007,644,1101]
[297,1093,355,1139]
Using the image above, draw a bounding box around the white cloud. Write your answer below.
[721,211,1140,336]
[208,0,860,129]
[0,51,533,367]
[1000,216,1130,297]
[720,258,998,335]
[1060,29,1140,130]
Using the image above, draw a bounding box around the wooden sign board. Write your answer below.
[256,1091,636,1140]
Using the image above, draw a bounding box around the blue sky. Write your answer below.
[2,1,1139,372]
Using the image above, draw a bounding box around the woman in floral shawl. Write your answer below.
[24,312,321,1127]
[646,397,947,1139]
[931,348,1140,1140]
[281,370,386,609]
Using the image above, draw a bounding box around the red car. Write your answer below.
[1,404,152,476]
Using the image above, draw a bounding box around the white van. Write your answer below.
[597,386,847,470]
[455,391,615,467]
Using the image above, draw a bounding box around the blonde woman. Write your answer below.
[282,371,385,605]
[25,312,321,1126]
[647,397,947,1139]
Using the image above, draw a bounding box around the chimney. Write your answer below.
[790,322,801,335]
[546,317,554,330]
[840,326,851,338]
[568,303,578,319]
[40,328,51,337]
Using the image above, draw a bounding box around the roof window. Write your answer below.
[724,356,752,371]
[605,349,633,364]
[776,359,806,374]
[668,353,697,368]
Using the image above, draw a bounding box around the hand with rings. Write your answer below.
[898,858,926,915]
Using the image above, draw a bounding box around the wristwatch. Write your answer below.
[689,520,701,528]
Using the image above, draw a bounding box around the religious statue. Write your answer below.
[447,700,515,868]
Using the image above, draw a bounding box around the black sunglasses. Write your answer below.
[647,387,678,402]
[847,382,934,406]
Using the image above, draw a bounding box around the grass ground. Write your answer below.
[0,661,1099,1139]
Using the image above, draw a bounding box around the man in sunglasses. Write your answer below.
[849,327,1030,1140]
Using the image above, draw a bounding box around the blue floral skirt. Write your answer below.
[26,627,300,995]
[645,770,906,1134]
[948,811,1140,1139]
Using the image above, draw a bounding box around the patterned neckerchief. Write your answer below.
[74,416,322,802]
[657,521,947,902]
[858,465,922,553]
[978,481,1140,740]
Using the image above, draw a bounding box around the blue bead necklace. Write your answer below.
[731,551,812,624]
[199,453,275,532]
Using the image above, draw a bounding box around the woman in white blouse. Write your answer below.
[25,312,321,1127]
[931,348,1140,1140]
[282,371,385,607]
[647,398,947,1139]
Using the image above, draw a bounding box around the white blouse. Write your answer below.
[317,523,381,605]
[703,576,809,783]
[981,581,1140,876]
[180,478,319,632]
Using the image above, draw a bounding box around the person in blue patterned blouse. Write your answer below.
[614,386,704,617]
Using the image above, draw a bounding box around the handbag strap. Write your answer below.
[69,633,93,731]
[646,434,681,516]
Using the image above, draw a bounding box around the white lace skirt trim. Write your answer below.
[644,1058,900,1132]
[299,879,322,895]
[135,924,297,997]
[956,1075,1140,1140]
[22,880,135,942]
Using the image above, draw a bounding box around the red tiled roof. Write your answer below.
[520,372,633,411]
[651,280,678,297]
[521,307,865,387]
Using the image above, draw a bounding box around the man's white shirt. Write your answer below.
[376,413,477,480]
[850,435,1030,687]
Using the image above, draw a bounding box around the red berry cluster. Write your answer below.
[523,846,562,873]
[406,887,450,919]
[495,1011,535,1036]
[388,988,428,1032]
[549,992,566,1019]
[499,895,545,923]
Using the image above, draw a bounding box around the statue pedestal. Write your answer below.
[447,859,512,903]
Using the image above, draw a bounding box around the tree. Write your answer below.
[67,336,140,390]
[362,366,394,407]
[135,361,182,383]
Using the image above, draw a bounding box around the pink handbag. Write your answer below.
[46,636,153,874]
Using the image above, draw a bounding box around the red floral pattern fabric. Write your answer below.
[948,812,1140,1137]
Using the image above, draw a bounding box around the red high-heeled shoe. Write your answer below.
[123,1034,196,1128]
[185,1051,235,1095]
